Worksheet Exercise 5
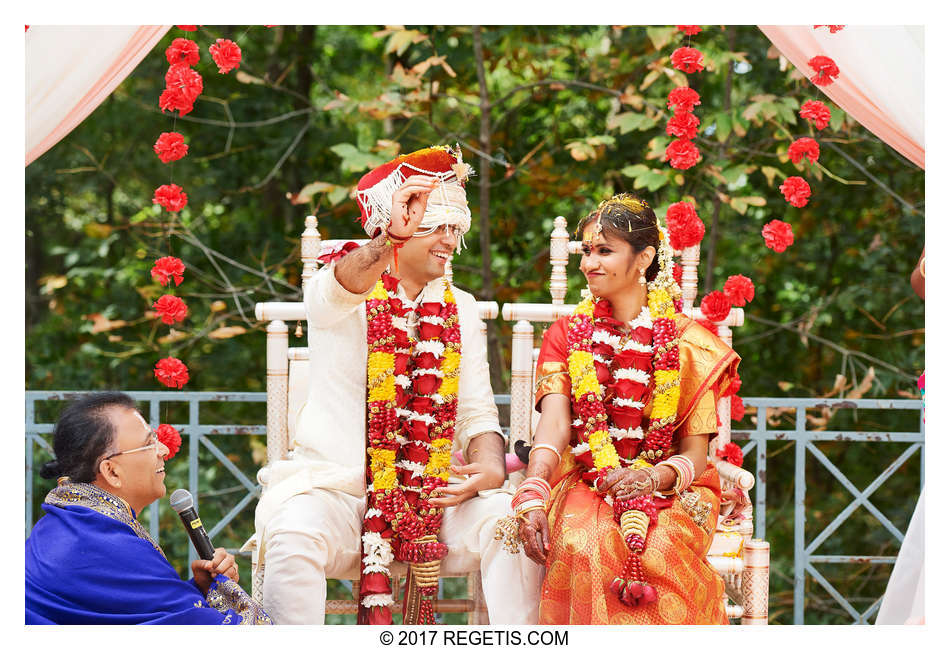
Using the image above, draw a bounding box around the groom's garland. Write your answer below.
[360,273,460,624]
[566,228,681,607]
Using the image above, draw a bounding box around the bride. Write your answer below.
[513,194,739,624]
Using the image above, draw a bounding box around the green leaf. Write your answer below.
[607,112,655,135]
[620,164,650,179]
[634,169,669,192]
[829,105,846,131]
[715,112,732,144]
[329,143,387,173]
[645,26,678,51]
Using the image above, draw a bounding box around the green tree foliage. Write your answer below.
[26,25,924,624]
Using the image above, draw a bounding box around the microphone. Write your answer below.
[169,489,215,561]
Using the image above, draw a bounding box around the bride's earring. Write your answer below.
[638,268,646,285]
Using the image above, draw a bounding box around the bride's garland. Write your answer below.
[566,230,681,608]
[361,273,460,624]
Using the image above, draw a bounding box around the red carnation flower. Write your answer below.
[716,441,743,466]
[665,138,701,170]
[164,64,203,103]
[700,291,731,322]
[154,357,190,389]
[165,38,200,66]
[723,274,755,307]
[209,38,242,74]
[666,201,705,249]
[156,423,182,460]
[671,46,705,74]
[672,262,683,285]
[730,395,745,422]
[724,374,742,397]
[666,111,700,140]
[762,219,795,253]
[667,86,701,113]
[780,176,811,208]
[316,241,359,264]
[151,256,185,287]
[153,132,189,164]
[159,87,195,117]
[814,25,845,33]
[153,295,188,325]
[799,100,831,131]
[677,25,702,35]
[153,184,188,212]
[788,137,820,165]
[808,55,840,86]
[176,25,198,31]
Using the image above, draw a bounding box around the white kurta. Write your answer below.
[253,264,542,624]
[876,488,925,624]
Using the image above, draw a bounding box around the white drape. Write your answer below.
[759,25,924,169]
[25,25,170,166]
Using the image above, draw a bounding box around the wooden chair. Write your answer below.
[500,216,770,624]
[244,215,497,623]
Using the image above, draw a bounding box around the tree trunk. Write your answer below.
[472,26,506,392]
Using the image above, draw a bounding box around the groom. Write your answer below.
[253,145,542,624]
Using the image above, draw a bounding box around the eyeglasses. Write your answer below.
[104,430,161,459]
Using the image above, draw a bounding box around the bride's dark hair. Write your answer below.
[576,193,661,281]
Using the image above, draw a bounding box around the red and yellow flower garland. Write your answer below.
[361,273,460,625]
[566,243,681,607]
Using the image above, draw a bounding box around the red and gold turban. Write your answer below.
[355,144,474,244]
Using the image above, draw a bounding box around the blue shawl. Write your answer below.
[25,482,271,625]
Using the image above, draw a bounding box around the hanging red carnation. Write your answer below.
[730,395,745,421]
[209,38,242,74]
[799,100,831,131]
[716,441,743,466]
[667,86,701,113]
[780,176,811,208]
[808,55,840,86]
[762,219,795,253]
[156,423,182,460]
[165,38,200,66]
[153,184,189,212]
[153,295,188,325]
[672,262,683,285]
[788,137,820,165]
[164,64,203,102]
[671,46,705,74]
[176,25,198,31]
[666,201,705,249]
[677,25,702,35]
[153,132,189,164]
[151,256,185,287]
[666,111,700,139]
[724,374,742,397]
[159,87,196,117]
[723,274,755,307]
[154,357,190,389]
[665,138,701,170]
[700,291,731,322]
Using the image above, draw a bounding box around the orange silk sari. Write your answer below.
[534,314,740,625]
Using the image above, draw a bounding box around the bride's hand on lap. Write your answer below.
[519,508,550,565]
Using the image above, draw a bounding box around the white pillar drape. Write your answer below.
[26,25,171,166]
[758,25,924,169]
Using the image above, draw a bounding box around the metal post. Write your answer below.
[188,398,200,568]
[793,406,807,625]
[149,397,161,543]
[755,406,767,540]
[26,398,35,534]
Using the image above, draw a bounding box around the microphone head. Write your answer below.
[169,489,194,514]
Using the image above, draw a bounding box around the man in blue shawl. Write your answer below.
[26,392,272,625]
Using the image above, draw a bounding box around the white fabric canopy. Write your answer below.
[26,25,170,166]
[759,25,924,169]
